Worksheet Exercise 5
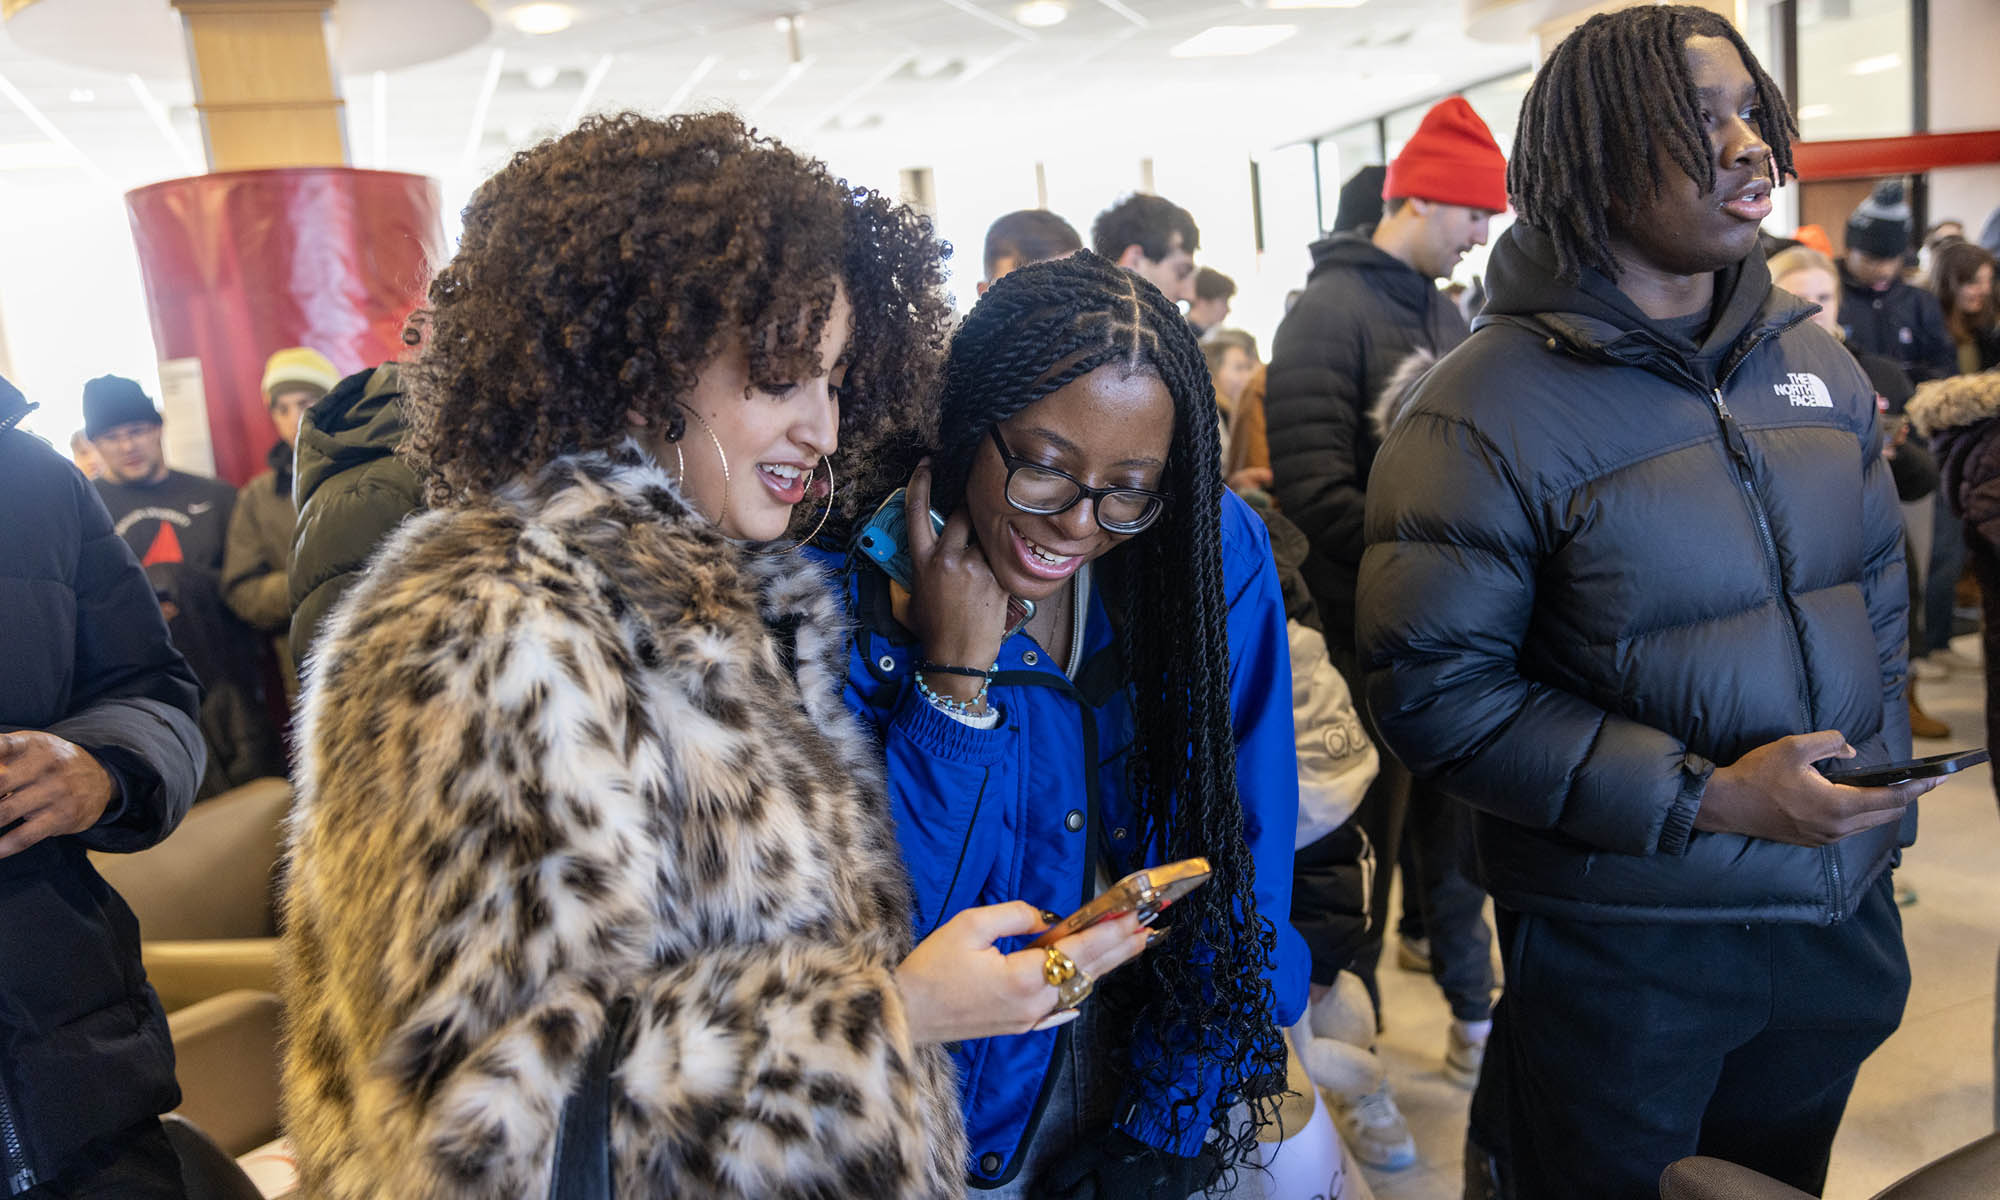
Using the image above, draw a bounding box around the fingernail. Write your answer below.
[1138,909,1160,927]
[1030,1008,1082,1032]
[1145,928,1163,945]
[1039,909,1061,925]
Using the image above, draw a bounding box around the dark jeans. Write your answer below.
[20,1119,186,1200]
[1328,639,1492,1021]
[1926,497,1966,655]
[1465,874,1908,1200]
[1400,782,1494,1022]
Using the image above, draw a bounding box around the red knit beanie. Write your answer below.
[1383,97,1508,213]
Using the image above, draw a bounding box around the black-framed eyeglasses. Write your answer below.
[988,426,1167,534]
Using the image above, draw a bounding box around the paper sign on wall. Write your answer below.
[156,356,215,478]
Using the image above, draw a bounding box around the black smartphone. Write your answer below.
[1822,748,1989,788]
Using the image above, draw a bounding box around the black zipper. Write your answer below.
[1705,330,1845,922]
[0,1067,34,1195]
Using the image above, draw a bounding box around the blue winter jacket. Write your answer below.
[810,490,1309,1184]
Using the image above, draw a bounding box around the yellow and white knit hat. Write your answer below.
[261,347,339,403]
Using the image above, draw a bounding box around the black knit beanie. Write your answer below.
[1847,180,1913,261]
[82,375,161,440]
[1333,165,1388,234]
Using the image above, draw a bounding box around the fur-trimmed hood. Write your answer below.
[1907,370,2000,438]
[1370,348,1439,440]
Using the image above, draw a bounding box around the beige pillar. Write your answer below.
[173,0,347,170]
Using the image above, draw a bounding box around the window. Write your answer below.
[1795,0,1913,140]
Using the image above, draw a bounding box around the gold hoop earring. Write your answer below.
[796,455,836,546]
[676,406,731,528]
[744,455,837,556]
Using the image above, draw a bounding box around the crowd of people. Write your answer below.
[7,3,2000,1199]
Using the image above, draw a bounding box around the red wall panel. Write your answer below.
[126,167,444,486]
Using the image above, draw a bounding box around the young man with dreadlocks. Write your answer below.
[819,251,1311,1198]
[1357,8,1939,1198]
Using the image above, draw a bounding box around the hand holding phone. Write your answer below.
[1696,730,1947,847]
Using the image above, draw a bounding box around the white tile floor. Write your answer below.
[1353,638,1999,1200]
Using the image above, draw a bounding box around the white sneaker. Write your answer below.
[1911,656,1948,681]
[1328,1078,1418,1171]
[1934,646,1982,673]
[1444,1018,1490,1090]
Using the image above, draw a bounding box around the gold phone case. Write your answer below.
[1029,857,1212,948]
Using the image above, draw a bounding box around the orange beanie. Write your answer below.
[1383,97,1508,213]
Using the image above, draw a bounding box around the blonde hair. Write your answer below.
[1767,244,1837,282]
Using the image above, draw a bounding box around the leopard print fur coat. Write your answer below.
[280,444,966,1198]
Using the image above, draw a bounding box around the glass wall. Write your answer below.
[1314,122,1384,227]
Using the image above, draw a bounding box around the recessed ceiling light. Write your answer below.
[1169,24,1298,58]
[507,4,574,36]
[525,65,560,89]
[1849,53,1901,76]
[1266,0,1365,8]
[1014,0,1069,27]
[67,88,94,103]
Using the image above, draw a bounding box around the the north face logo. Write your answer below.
[1775,372,1833,408]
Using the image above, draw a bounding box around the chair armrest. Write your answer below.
[145,939,279,1013]
[1660,1158,1817,1200]
[168,990,282,1157]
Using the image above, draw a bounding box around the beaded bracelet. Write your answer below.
[914,665,993,718]
[916,660,993,680]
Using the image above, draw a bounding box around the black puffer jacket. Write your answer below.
[1266,232,1469,657]
[0,395,204,1193]
[1358,224,1912,925]
[287,363,419,668]
[1838,264,1956,384]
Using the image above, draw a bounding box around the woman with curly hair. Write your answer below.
[279,112,1149,1199]
[818,251,1309,1197]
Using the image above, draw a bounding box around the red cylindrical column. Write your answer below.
[126,167,444,486]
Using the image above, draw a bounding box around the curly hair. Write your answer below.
[907,251,1286,1176]
[1511,4,1795,283]
[405,111,951,523]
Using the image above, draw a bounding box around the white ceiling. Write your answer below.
[0,0,1532,196]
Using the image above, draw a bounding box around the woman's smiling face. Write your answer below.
[958,365,1174,604]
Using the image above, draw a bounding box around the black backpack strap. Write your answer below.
[548,996,634,1200]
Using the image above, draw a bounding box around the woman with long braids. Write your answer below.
[821,250,1308,1197]
[279,113,1153,1199]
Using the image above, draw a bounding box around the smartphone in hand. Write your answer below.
[1030,858,1212,948]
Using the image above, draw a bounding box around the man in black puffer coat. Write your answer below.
[1359,9,1938,1200]
[0,375,204,1198]
[1266,99,1510,1145]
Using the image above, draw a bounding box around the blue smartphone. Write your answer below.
[857,488,943,591]
[857,488,1037,638]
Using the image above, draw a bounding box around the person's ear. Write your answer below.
[1117,244,1148,271]
[976,280,991,296]
[625,408,649,428]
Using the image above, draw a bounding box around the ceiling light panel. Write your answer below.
[508,4,575,36]
[1169,24,1299,58]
